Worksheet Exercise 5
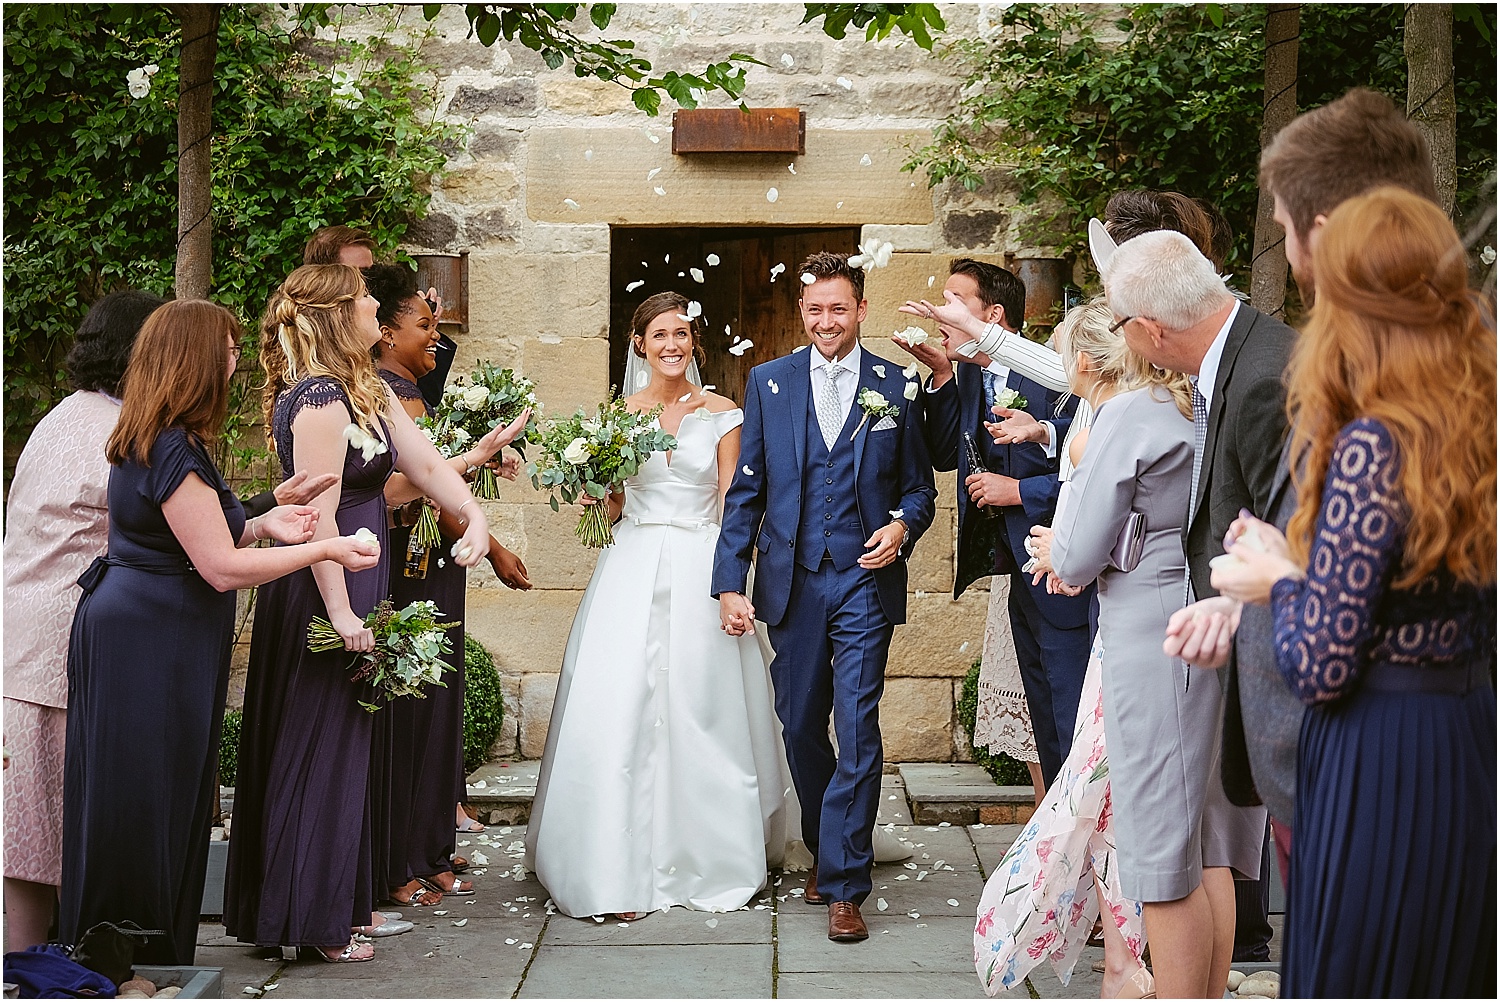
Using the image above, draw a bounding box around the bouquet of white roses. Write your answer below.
[527,394,677,548]
[406,416,473,551]
[438,361,540,499]
[307,599,460,712]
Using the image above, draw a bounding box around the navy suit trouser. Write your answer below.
[1006,570,1091,787]
[768,558,892,906]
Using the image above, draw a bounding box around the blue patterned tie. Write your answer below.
[983,370,999,414]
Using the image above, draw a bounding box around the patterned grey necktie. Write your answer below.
[816,361,844,450]
[1185,377,1209,602]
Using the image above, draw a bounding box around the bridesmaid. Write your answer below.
[362,263,530,908]
[59,300,379,964]
[1213,188,1496,998]
[224,265,497,964]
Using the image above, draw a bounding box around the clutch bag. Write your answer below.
[1109,511,1146,572]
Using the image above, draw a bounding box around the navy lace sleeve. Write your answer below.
[379,369,435,417]
[271,377,351,476]
[1269,418,1406,704]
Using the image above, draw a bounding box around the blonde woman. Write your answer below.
[224,265,505,964]
[975,300,1181,998]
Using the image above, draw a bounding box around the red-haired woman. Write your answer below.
[58,300,380,965]
[1213,187,1496,998]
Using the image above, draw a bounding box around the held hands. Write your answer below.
[965,472,1022,510]
[1164,596,1243,668]
[273,469,340,507]
[330,606,375,652]
[720,592,756,636]
[859,520,908,570]
[1026,525,1055,584]
[986,406,1047,446]
[1209,510,1302,606]
[256,505,320,545]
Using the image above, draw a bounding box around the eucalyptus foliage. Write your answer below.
[3,4,463,474]
[908,4,1496,276]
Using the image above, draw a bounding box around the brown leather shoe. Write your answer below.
[827,901,868,942]
[803,864,826,905]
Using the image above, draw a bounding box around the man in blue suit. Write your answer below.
[712,252,937,944]
[898,260,1092,786]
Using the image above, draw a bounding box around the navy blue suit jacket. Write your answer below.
[711,348,938,628]
[922,362,1091,629]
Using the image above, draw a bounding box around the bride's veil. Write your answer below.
[623,350,702,394]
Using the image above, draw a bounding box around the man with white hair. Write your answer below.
[1100,229,1282,999]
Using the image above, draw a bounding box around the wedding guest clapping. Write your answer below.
[1211,187,1496,999]
[58,300,380,964]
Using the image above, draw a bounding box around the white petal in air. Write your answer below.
[928,275,936,287]
[706,253,721,266]
[679,393,693,402]
[889,509,904,520]
[728,340,753,356]
[766,187,779,203]
[686,301,703,318]
[859,154,873,166]
[676,314,692,322]
[648,134,661,144]
[769,263,786,281]
[904,381,919,400]
[724,325,732,336]
[837,76,853,89]
[563,198,580,210]
[780,52,794,67]
[836,200,845,209]
[903,361,919,378]
[584,149,593,161]
[787,163,797,174]
[800,272,816,285]
[626,280,645,292]
[742,465,756,476]
[872,364,886,378]
[877,897,889,911]
[646,167,662,180]
[654,186,667,196]
[690,267,705,283]
[848,254,865,268]
[767,379,780,394]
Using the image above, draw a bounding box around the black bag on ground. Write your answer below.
[69,921,163,987]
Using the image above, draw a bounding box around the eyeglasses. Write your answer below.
[1108,315,1136,334]
[229,345,243,363]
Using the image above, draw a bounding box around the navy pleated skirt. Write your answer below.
[1283,668,1496,998]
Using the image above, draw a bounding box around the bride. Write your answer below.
[526,292,789,919]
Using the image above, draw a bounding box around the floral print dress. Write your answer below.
[973,635,1145,993]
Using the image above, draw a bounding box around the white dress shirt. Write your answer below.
[1194,301,1240,410]
[810,341,862,423]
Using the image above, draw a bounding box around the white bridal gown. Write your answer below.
[526,407,791,916]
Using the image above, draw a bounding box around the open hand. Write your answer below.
[986,407,1046,446]
[858,521,908,569]
[274,469,340,507]
[898,292,984,351]
[1164,596,1243,668]
[257,505,320,545]
[464,409,532,468]
[889,330,951,381]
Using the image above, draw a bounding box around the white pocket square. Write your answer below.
[872,416,898,432]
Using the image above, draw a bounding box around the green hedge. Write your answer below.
[462,634,505,775]
[218,707,242,788]
[956,659,1032,787]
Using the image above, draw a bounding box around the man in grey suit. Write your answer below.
[1102,231,1272,999]
[1165,87,1442,881]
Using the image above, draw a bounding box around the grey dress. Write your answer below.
[1052,386,1265,903]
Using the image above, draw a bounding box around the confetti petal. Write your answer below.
[904,381,919,400]
[903,361,919,378]
[687,301,703,318]
[780,52,795,67]
[646,167,662,180]
[705,918,719,928]
[872,364,886,378]
[800,272,817,285]
[626,280,645,292]
[767,378,780,394]
[788,163,797,174]
[690,267,705,283]
[563,198,581,210]
[927,275,937,287]
[947,899,960,907]
[648,134,661,144]
[769,263,786,281]
[729,340,753,356]
[766,187,779,203]
[584,149,594,160]
[837,76,853,89]
[836,200,845,209]
[877,897,889,911]
[742,465,756,476]
[860,154,873,167]
[654,186,666,196]
[451,918,469,927]
[889,509,904,519]
[706,253,721,266]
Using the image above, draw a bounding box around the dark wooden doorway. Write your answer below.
[609,226,862,405]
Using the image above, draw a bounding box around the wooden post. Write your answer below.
[173,4,220,300]
[1249,4,1300,319]
[1405,3,1456,217]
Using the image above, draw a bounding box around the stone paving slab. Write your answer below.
[519,943,774,998]
[544,902,774,946]
[776,913,979,973]
[899,763,1034,803]
[777,971,987,998]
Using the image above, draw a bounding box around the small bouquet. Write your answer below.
[408,416,473,552]
[438,361,540,499]
[527,394,677,548]
[307,599,460,712]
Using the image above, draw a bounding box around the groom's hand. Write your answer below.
[719,592,756,636]
[966,472,1021,509]
[858,521,907,569]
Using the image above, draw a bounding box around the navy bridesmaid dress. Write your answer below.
[60,428,245,964]
[1272,418,1496,998]
[370,370,470,895]
[224,377,395,949]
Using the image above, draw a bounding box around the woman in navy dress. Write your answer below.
[59,300,379,964]
[1215,187,1495,997]
[224,264,498,964]
[363,263,530,907]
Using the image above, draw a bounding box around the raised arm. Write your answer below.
[1269,420,1405,705]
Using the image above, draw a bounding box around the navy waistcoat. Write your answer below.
[797,389,865,572]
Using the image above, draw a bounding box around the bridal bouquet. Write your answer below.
[528,394,677,548]
[307,598,460,712]
[437,361,540,499]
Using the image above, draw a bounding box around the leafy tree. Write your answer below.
[802,3,946,49]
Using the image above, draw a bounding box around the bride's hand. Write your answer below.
[719,592,756,636]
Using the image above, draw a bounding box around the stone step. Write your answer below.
[897,763,1036,825]
[466,760,539,824]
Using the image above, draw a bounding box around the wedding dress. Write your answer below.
[526,407,790,916]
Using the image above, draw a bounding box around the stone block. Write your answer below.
[979,803,1036,825]
[880,677,953,761]
[830,37,951,76]
[906,507,954,595]
[520,337,611,416]
[780,78,868,117]
[469,127,522,161]
[859,222,937,252]
[526,128,933,225]
[448,79,540,118]
[934,469,958,511]
[441,161,520,204]
[466,252,610,347]
[867,78,962,118]
[466,207,519,245]
[942,209,1011,252]
[861,252,945,344]
[757,41,824,74]
[886,589,987,678]
[519,222,610,255]
[403,211,459,252]
[518,502,606,591]
[464,587,583,678]
[540,75,637,116]
[518,671,560,759]
[492,672,521,759]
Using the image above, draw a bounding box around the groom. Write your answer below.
[713,251,937,943]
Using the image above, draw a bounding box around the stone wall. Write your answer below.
[335,2,1042,762]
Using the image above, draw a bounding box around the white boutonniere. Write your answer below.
[852,387,900,440]
[994,387,1028,410]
